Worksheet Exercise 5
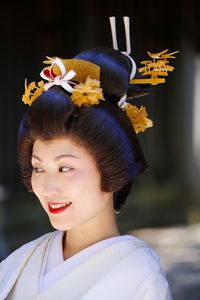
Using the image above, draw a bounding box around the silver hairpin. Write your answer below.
[109,16,136,80]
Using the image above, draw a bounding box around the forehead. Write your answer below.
[31,136,101,180]
[32,136,92,161]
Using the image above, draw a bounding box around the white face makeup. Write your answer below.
[31,137,113,231]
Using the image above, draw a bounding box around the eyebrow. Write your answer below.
[31,154,80,162]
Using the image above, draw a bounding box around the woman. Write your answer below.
[0,45,173,299]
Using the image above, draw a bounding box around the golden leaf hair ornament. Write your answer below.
[70,77,105,106]
[22,79,45,106]
[125,104,153,134]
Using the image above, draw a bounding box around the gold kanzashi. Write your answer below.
[70,76,105,106]
[130,49,179,85]
[43,57,101,83]
[22,79,45,106]
[125,103,153,134]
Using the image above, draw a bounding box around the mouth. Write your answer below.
[48,202,72,214]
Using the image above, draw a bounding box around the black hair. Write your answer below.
[18,47,149,212]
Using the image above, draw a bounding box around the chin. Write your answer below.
[49,220,73,231]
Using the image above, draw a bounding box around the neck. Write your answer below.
[62,208,120,260]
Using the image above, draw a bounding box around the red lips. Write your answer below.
[48,202,72,214]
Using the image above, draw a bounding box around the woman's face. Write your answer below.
[31,136,113,231]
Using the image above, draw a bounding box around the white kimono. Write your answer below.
[0,230,173,300]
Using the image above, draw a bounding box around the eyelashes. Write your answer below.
[32,166,73,173]
[59,166,72,172]
[32,167,44,173]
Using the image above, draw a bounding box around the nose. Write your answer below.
[43,175,60,198]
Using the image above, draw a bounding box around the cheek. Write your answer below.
[73,168,102,196]
[31,174,41,196]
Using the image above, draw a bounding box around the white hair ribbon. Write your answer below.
[109,16,137,80]
[40,57,76,93]
[117,94,127,109]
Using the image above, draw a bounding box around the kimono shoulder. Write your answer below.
[0,230,58,300]
[82,243,173,300]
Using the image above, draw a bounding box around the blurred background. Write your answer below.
[0,0,199,299]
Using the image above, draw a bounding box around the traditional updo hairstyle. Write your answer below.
[18,47,149,213]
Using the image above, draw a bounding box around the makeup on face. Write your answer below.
[48,201,72,214]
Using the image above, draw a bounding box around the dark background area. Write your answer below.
[0,1,200,297]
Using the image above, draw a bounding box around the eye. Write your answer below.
[32,167,44,173]
[59,166,72,173]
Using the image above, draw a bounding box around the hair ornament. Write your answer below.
[22,79,45,106]
[117,94,127,109]
[110,16,178,133]
[70,76,105,106]
[43,57,100,83]
[40,57,76,93]
[110,16,154,133]
[109,16,179,86]
[117,94,153,133]
[22,57,105,108]
[109,16,137,80]
[130,49,179,85]
[125,104,153,134]
[21,16,178,135]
